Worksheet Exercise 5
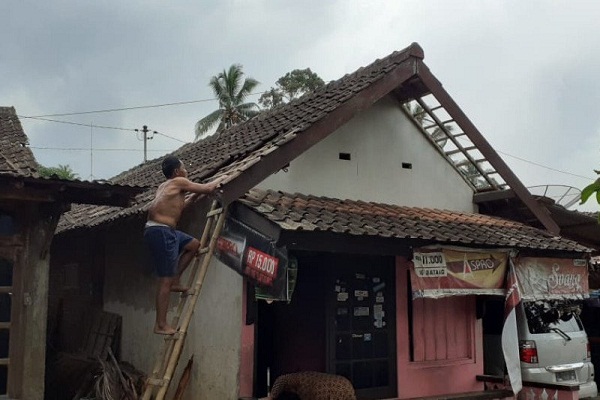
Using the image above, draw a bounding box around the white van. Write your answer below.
[483,299,597,398]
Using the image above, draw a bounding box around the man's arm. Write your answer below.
[174,177,221,195]
[184,193,206,207]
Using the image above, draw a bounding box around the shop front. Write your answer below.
[220,199,592,399]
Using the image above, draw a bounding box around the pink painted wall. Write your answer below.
[396,256,484,398]
[239,257,487,398]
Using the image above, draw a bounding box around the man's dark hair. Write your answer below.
[161,156,182,178]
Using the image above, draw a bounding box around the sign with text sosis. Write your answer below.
[411,246,509,298]
[214,216,289,299]
[514,256,589,300]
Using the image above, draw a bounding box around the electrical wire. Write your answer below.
[17,115,136,132]
[18,115,190,144]
[30,146,174,152]
[496,150,593,180]
[26,91,268,118]
[155,131,189,144]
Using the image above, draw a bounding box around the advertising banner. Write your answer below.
[410,246,509,298]
[514,256,589,300]
[215,216,291,301]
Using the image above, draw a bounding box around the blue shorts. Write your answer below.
[143,225,194,277]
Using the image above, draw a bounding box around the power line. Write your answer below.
[30,146,174,152]
[18,114,190,144]
[452,133,594,180]
[26,91,268,118]
[155,131,189,144]
[497,150,593,180]
[18,115,136,132]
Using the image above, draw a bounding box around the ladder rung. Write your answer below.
[0,358,9,366]
[163,331,185,341]
[198,247,210,255]
[0,322,10,330]
[0,287,12,294]
[206,207,224,217]
[147,378,168,387]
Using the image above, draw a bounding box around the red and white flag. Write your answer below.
[502,258,522,394]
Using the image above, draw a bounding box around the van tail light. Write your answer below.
[519,340,538,363]
[587,341,592,359]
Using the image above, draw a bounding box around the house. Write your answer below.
[52,43,590,399]
[0,106,144,400]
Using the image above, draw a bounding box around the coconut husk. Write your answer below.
[79,349,145,400]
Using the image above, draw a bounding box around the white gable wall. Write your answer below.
[259,95,476,213]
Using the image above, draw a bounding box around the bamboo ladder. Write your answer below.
[141,200,227,400]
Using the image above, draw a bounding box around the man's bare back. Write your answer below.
[148,178,189,228]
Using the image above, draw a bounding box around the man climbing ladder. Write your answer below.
[142,155,228,400]
[144,155,222,335]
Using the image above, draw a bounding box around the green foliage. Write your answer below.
[195,64,260,141]
[38,164,79,180]
[258,68,325,110]
[581,170,600,222]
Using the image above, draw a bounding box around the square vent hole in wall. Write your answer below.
[402,162,412,169]
[339,152,351,161]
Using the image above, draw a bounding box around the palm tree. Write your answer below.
[195,64,260,141]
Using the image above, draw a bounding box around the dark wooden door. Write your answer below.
[327,256,396,400]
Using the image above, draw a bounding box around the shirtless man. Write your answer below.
[144,155,221,335]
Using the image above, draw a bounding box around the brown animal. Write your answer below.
[270,371,356,400]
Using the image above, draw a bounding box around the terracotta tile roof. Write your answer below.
[58,43,424,232]
[239,188,590,252]
[0,106,40,177]
[0,107,145,207]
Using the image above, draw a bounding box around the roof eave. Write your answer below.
[0,175,146,207]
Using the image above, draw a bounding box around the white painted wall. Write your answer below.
[259,95,476,213]
[103,225,243,400]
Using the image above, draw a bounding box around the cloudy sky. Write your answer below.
[2,1,600,210]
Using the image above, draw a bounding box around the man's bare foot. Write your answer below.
[154,324,177,335]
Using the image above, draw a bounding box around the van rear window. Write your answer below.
[524,301,583,334]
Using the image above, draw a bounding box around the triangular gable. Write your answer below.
[59,42,558,234]
[0,106,39,178]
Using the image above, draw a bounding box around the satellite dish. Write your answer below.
[527,185,581,209]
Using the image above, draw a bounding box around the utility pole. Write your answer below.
[135,125,155,162]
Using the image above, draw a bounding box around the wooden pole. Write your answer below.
[172,356,194,400]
